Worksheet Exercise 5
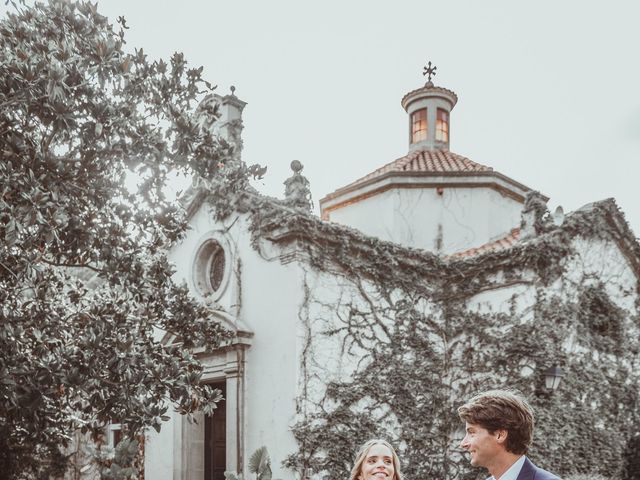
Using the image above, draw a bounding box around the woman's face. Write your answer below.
[359,443,395,480]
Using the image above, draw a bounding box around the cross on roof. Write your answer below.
[423,61,437,82]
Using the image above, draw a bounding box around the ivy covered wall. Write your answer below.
[257,200,639,480]
[284,249,638,479]
[209,185,640,480]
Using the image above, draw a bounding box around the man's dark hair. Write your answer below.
[458,389,534,455]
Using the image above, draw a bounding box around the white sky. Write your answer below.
[15,1,640,235]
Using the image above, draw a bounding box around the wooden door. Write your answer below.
[205,382,226,480]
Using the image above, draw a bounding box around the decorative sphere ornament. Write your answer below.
[290,160,303,173]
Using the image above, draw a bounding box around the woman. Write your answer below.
[349,439,403,480]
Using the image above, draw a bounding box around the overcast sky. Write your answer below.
[18,1,640,235]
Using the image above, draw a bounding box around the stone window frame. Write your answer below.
[192,233,232,302]
[107,422,123,449]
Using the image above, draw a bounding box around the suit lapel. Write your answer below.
[516,457,536,480]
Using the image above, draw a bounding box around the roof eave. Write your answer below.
[320,170,544,214]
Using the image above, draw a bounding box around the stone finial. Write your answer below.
[520,191,550,240]
[284,160,312,213]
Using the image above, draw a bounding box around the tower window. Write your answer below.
[411,109,427,143]
[436,108,449,143]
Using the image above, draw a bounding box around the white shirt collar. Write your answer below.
[488,455,526,480]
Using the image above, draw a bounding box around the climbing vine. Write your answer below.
[203,183,640,480]
[282,286,639,480]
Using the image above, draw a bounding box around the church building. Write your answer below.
[142,67,640,480]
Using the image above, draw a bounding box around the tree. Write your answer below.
[0,1,253,477]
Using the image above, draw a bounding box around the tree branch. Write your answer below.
[41,257,104,273]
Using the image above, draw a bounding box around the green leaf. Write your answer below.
[248,446,270,475]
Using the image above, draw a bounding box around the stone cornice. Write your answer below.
[319,170,541,214]
[401,84,458,111]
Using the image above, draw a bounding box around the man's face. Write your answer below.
[460,422,504,469]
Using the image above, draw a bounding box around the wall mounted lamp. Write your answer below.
[544,365,564,391]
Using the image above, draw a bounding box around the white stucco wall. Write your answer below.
[326,189,396,243]
[239,237,303,478]
[145,194,639,480]
[145,204,305,480]
[328,186,523,254]
[467,280,536,317]
[144,410,177,479]
[294,272,372,403]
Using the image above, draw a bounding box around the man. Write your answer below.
[458,390,561,480]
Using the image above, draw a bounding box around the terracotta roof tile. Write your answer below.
[337,149,493,193]
[450,228,520,259]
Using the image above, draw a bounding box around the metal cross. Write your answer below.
[423,61,437,82]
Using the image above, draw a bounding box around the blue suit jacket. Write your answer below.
[516,457,561,480]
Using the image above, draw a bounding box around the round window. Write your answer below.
[194,238,229,299]
[207,242,225,291]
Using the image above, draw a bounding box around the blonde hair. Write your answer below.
[348,439,402,480]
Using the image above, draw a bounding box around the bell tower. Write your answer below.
[401,62,457,152]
